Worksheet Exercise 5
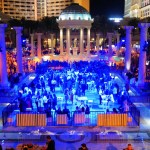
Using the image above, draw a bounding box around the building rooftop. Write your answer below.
[59,3,91,20]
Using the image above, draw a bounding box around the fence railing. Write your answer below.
[130,95,150,103]
[3,110,140,127]
[128,99,140,126]
[2,100,18,126]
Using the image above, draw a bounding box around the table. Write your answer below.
[87,81,95,90]
[101,94,114,102]
[77,96,88,101]
[77,96,88,105]
[101,95,109,101]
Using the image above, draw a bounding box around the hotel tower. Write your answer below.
[0,0,89,20]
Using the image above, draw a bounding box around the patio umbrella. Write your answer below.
[111,56,121,62]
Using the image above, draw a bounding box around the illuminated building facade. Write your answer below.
[140,0,150,19]
[124,0,150,19]
[36,0,73,20]
[0,0,36,20]
[130,0,140,18]
[0,0,89,20]
[124,0,132,17]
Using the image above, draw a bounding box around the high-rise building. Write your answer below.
[0,0,36,20]
[124,0,132,17]
[124,0,150,19]
[35,0,73,20]
[45,0,73,20]
[140,0,150,19]
[0,0,89,20]
[130,0,140,18]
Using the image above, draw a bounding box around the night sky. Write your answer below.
[90,0,125,18]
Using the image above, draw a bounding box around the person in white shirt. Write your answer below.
[112,86,118,101]
[43,95,48,110]
[31,95,37,112]
[38,96,44,112]
[98,86,103,105]
[99,87,103,95]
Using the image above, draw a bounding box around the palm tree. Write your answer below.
[91,15,118,47]
[39,16,59,33]
[39,16,59,47]
[127,17,140,27]
[20,18,39,36]
[8,18,22,27]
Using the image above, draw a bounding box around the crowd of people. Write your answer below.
[2,59,135,150]
[15,60,130,118]
[6,51,37,89]
[0,137,134,150]
[0,136,135,150]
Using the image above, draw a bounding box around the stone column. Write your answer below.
[138,23,150,86]
[73,38,77,56]
[87,28,91,55]
[30,33,34,57]
[0,24,9,87]
[96,33,100,50]
[66,28,70,55]
[14,27,23,74]
[50,33,54,54]
[37,33,42,59]
[124,26,134,72]
[60,28,63,55]
[107,33,113,58]
[116,33,120,51]
[80,28,84,55]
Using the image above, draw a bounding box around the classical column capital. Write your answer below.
[115,33,120,36]
[13,26,23,32]
[50,33,54,36]
[124,26,134,30]
[138,23,150,29]
[59,27,64,30]
[0,24,7,35]
[0,24,7,29]
[86,26,91,30]
[96,33,101,37]
[36,32,42,36]
[66,28,71,31]
[30,33,34,37]
[80,27,84,30]
[107,32,114,37]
